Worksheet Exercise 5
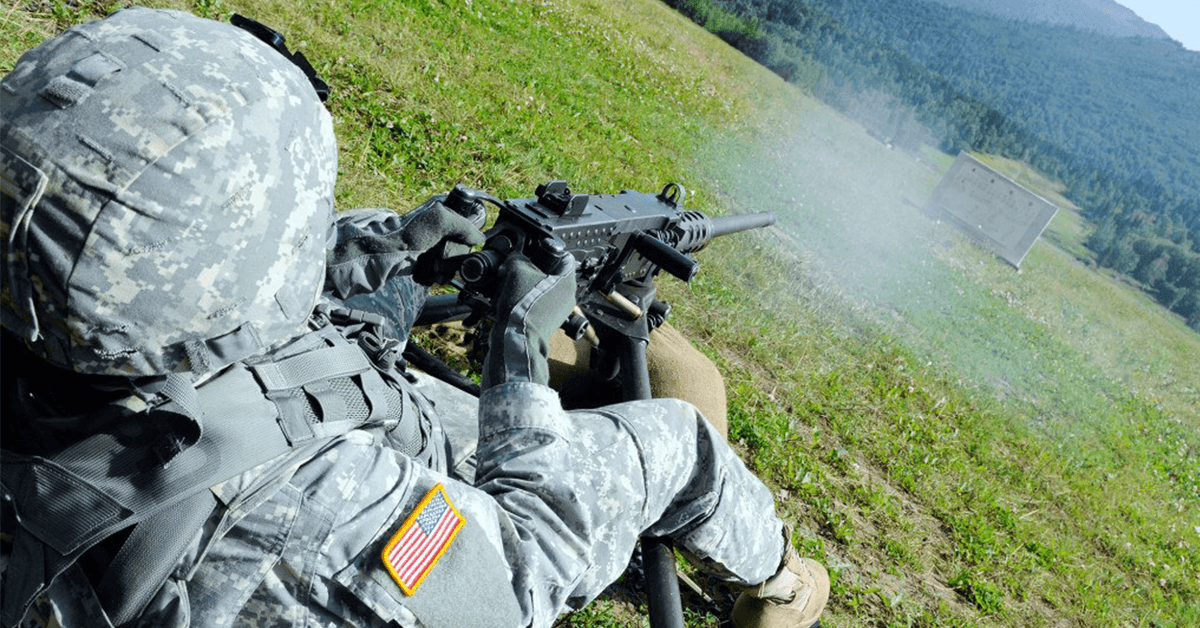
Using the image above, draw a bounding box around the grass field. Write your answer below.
[3,1,1197,627]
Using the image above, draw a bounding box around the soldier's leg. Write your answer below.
[475,383,790,625]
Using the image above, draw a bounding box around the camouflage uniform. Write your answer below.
[0,8,789,628]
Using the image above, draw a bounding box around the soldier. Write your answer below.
[0,7,828,628]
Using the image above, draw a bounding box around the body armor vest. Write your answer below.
[0,308,441,627]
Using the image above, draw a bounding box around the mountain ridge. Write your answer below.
[927,0,1171,41]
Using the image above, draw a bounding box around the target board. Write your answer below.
[927,153,1059,268]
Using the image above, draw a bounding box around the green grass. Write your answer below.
[4,1,1197,627]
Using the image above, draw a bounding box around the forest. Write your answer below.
[660,0,1200,330]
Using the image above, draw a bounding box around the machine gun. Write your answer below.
[415,180,774,341]
[410,180,775,628]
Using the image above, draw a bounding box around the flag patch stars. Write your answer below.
[381,483,465,595]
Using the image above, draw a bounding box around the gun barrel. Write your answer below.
[709,211,776,239]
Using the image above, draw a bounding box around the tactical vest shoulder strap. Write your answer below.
[94,491,219,627]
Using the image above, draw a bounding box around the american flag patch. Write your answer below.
[382,484,465,595]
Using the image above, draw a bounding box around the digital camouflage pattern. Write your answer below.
[0,7,336,376]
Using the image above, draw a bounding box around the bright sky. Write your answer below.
[1118,0,1200,51]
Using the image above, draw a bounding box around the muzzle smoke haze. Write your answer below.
[699,97,1148,448]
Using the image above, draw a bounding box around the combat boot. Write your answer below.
[730,545,829,628]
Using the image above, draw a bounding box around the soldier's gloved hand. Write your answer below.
[482,253,577,390]
[325,199,485,300]
[398,196,487,254]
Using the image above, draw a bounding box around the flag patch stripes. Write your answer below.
[381,483,465,595]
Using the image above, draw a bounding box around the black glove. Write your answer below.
[482,253,577,390]
[325,199,485,300]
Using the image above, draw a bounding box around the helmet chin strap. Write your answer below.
[1,144,49,344]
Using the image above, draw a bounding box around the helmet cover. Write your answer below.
[1,7,336,376]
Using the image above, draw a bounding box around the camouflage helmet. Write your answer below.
[1,7,336,376]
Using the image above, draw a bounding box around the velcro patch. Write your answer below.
[381,484,464,595]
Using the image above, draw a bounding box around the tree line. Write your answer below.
[660,0,1200,330]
